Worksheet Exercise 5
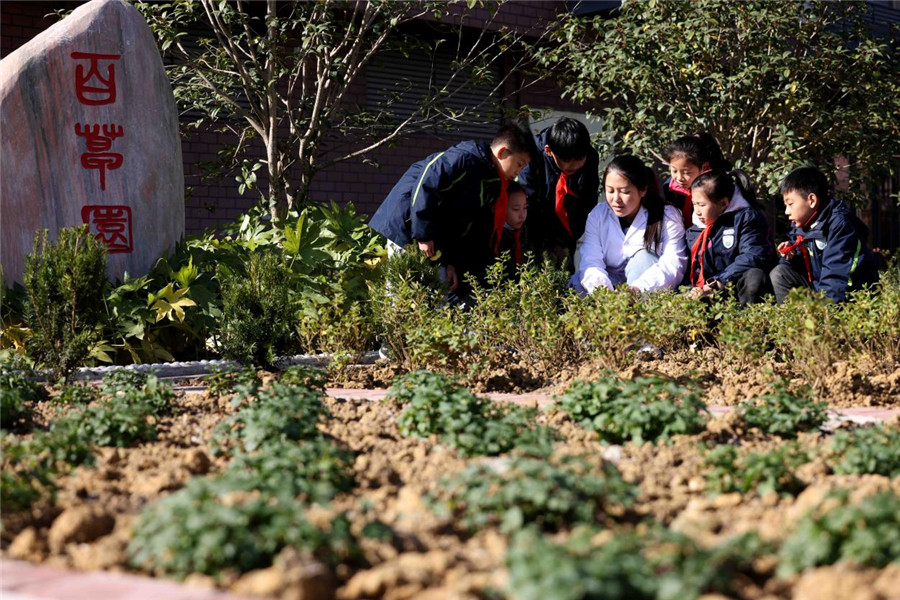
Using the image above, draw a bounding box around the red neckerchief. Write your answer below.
[491,171,509,255]
[778,210,819,283]
[555,172,575,236]
[669,178,693,227]
[690,222,713,287]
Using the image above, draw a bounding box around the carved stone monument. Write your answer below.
[1,0,183,285]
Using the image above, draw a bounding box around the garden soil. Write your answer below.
[3,358,899,600]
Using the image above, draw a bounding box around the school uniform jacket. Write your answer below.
[368,141,501,268]
[517,128,600,257]
[684,194,773,285]
[571,203,687,293]
[779,199,879,302]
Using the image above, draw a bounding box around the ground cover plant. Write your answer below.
[553,373,709,445]
[738,379,828,438]
[703,442,810,497]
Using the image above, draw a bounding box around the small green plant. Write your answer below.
[827,424,900,477]
[554,374,708,445]
[52,400,160,449]
[778,490,900,576]
[218,249,301,368]
[390,370,556,457]
[205,366,261,402]
[212,381,329,454]
[128,476,358,579]
[0,370,42,430]
[225,437,356,502]
[101,370,174,414]
[704,443,809,497]
[739,379,827,438]
[433,454,636,534]
[0,432,57,511]
[280,364,328,391]
[506,526,767,600]
[54,382,100,405]
[23,226,109,382]
[562,288,641,369]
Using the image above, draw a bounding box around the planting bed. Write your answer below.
[2,355,900,600]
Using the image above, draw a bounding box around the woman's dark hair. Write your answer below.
[605,155,665,251]
[547,117,592,162]
[663,132,731,171]
[690,169,757,206]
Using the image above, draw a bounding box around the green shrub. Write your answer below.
[506,526,766,600]
[554,374,708,445]
[54,382,100,405]
[637,290,714,351]
[433,454,636,534]
[390,370,556,457]
[766,291,841,386]
[704,443,809,497]
[218,249,300,368]
[561,288,641,369]
[0,370,42,430]
[23,227,109,382]
[52,401,159,449]
[280,364,328,391]
[716,301,772,361]
[101,370,174,414]
[205,366,261,403]
[128,476,358,579]
[213,382,329,454]
[739,379,827,438]
[778,490,900,576]
[225,438,356,502]
[0,433,56,511]
[827,424,900,477]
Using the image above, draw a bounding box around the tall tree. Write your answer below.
[542,0,900,210]
[137,0,550,218]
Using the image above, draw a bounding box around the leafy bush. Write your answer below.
[506,526,767,600]
[54,382,100,405]
[51,401,159,449]
[554,374,708,445]
[704,443,809,497]
[561,288,641,369]
[827,424,900,477]
[389,370,556,457]
[213,381,329,454]
[0,433,57,511]
[128,476,358,579]
[23,226,109,382]
[778,490,900,576]
[739,379,827,438]
[218,249,301,368]
[205,366,261,402]
[0,370,42,429]
[280,364,328,391]
[225,438,356,502]
[434,454,636,534]
[101,370,174,414]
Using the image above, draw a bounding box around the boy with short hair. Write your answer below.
[368,122,534,297]
[517,117,600,271]
[770,165,878,303]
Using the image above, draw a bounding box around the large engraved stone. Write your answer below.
[1,0,183,285]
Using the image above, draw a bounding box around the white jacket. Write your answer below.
[571,203,687,293]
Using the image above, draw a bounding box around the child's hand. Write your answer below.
[777,241,795,260]
[417,240,435,257]
[445,265,459,291]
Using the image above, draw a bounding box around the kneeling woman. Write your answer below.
[571,155,687,293]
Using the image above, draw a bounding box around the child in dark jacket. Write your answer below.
[684,170,773,304]
[770,166,879,303]
[495,181,528,281]
[517,117,599,272]
[368,122,534,302]
[663,133,731,228]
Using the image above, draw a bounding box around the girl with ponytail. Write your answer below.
[684,169,773,304]
[572,155,687,294]
[662,133,731,227]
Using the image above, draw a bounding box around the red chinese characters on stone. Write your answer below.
[81,205,133,253]
[71,52,120,106]
[74,124,124,190]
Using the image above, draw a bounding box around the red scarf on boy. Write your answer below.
[777,210,820,283]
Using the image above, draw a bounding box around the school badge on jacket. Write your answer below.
[722,228,735,249]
